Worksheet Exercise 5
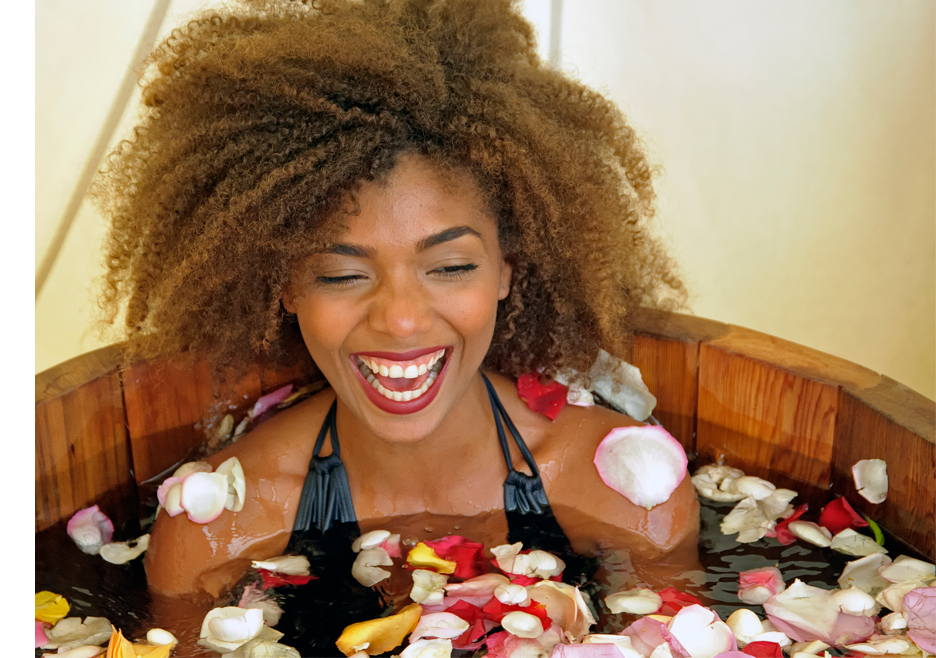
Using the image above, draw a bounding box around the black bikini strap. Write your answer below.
[482,373,548,515]
[294,400,355,533]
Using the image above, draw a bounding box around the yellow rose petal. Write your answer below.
[106,626,136,658]
[405,542,456,574]
[335,602,422,657]
[35,591,70,625]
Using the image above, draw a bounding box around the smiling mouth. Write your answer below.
[354,348,448,402]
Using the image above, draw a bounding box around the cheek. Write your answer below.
[443,287,502,344]
[295,297,353,361]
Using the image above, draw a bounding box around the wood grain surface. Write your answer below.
[35,368,135,532]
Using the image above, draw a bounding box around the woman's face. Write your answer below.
[283,155,512,443]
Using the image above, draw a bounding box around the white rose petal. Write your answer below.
[878,555,935,583]
[501,611,544,639]
[99,534,150,564]
[605,588,663,615]
[830,529,888,557]
[788,521,833,547]
[830,586,881,616]
[41,617,112,651]
[351,547,393,587]
[494,582,530,605]
[146,628,178,646]
[352,530,392,553]
[200,607,265,653]
[217,456,247,512]
[400,638,453,658]
[410,569,449,606]
[726,608,765,647]
[852,459,888,504]
[838,554,892,594]
[251,555,311,576]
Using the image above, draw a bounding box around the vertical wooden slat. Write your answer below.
[122,352,262,485]
[833,377,936,560]
[35,368,134,532]
[630,310,730,452]
[694,325,880,494]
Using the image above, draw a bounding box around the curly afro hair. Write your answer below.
[92,0,686,386]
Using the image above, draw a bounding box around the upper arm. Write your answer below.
[544,405,699,558]
[144,403,320,597]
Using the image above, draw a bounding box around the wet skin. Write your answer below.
[144,155,699,636]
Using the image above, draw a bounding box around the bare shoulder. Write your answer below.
[544,402,698,556]
[145,388,336,597]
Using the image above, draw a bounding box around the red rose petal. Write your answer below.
[426,536,486,580]
[517,373,568,421]
[819,497,869,536]
[774,504,809,545]
[656,587,703,616]
[742,641,785,658]
[258,569,317,589]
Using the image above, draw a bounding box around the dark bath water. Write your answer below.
[35,494,927,657]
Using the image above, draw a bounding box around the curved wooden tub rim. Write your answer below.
[35,310,936,559]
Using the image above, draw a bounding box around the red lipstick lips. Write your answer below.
[350,347,451,415]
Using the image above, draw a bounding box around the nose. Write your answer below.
[367,278,434,340]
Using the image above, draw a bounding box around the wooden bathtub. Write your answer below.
[35,310,935,559]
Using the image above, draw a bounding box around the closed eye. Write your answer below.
[316,274,365,287]
[432,264,478,279]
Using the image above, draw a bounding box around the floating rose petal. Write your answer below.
[106,626,174,658]
[145,628,177,648]
[253,385,294,419]
[407,542,457,574]
[726,609,777,648]
[199,607,266,653]
[181,472,230,523]
[787,521,832,548]
[100,534,150,564]
[42,617,112,652]
[904,587,936,653]
[335,602,422,657]
[172,461,213,478]
[818,498,868,537]
[425,536,486,579]
[692,465,748,502]
[66,506,115,555]
[36,621,49,649]
[216,457,246,512]
[738,568,785,605]
[412,570,450,606]
[878,611,907,633]
[35,591,70,625]
[409,612,469,642]
[773,504,808,545]
[721,496,785,544]
[878,555,935,583]
[445,573,510,601]
[851,459,888,505]
[656,586,703,616]
[829,529,887,557]
[666,604,737,658]
[837,554,891,594]
[844,635,913,654]
[227,638,301,658]
[763,580,874,645]
[875,579,926,615]
[502,611,545,638]
[829,587,880,616]
[739,641,783,658]
[594,425,688,510]
[620,617,672,655]
[48,645,105,657]
[517,373,568,421]
[251,555,311,576]
[257,569,316,590]
[606,587,663,614]
[494,582,530,606]
[527,580,595,642]
[555,350,657,421]
[352,547,394,587]
[553,642,635,657]
[582,634,645,658]
[482,597,550,627]
[239,584,284,626]
[400,638,453,658]
[352,530,391,552]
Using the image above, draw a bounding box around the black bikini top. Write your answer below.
[292,372,552,536]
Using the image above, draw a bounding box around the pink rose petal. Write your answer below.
[621,617,671,655]
[666,605,736,658]
[156,476,186,515]
[905,587,936,653]
[35,621,49,648]
[594,425,688,510]
[66,505,115,555]
[738,567,785,605]
[551,644,626,657]
[378,534,402,559]
[252,384,294,419]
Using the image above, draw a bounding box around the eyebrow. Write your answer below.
[322,225,483,258]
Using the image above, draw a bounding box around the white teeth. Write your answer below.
[403,365,419,378]
[392,391,403,401]
[388,364,404,378]
[401,390,413,401]
[378,364,390,377]
[418,363,428,375]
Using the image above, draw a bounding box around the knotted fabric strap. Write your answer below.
[293,401,355,533]
[482,373,550,516]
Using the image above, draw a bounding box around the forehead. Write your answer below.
[332,155,497,245]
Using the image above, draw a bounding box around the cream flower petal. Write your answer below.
[788,521,833,548]
[44,646,105,658]
[502,611,545,639]
[852,459,888,505]
[726,609,765,646]
[409,613,469,642]
[837,554,892,594]
[351,547,393,587]
[66,506,114,555]
[251,555,311,576]
[494,582,530,605]
[594,425,688,510]
[665,605,735,658]
[829,586,880,616]
[227,638,302,658]
[172,461,213,478]
[582,634,644,658]
[100,534,150,564]
[181,472,230,523]
[410,569,449,606]
[400,638,453,658]
[352,530,391,553]
[605,588,662,615]
[878,555,935,583]
[200,607,265,653]
[145,628,177,647]
[42,616,112,651]
[216,456,246,512]
[830,529,888,557]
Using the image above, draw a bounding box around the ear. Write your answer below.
[497,257,513,301]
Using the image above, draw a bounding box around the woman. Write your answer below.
[92,0,698,650]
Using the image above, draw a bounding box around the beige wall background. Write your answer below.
[36,0,935,400]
